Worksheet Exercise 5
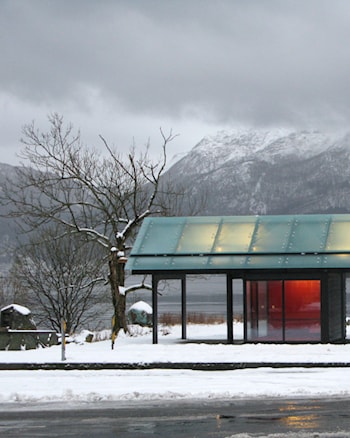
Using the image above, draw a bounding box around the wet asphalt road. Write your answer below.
[0,397,350,437]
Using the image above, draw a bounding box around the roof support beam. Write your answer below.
[152,275,158,344]
[226,274,233,343]
[181,276,187,340]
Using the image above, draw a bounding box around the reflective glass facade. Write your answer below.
[246,280,321,341]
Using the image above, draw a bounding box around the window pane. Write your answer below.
[246,279,321,342]
[267,281,283,341]
[246,280,283,341]
[284,280,321,341]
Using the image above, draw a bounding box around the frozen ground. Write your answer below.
[0,323,350,404]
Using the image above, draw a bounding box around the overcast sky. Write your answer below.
[2,0,350,165]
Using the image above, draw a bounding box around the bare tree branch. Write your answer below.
[10,226,107,333]
[0,114,178,346]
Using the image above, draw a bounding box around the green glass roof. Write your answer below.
[126,214,350,272]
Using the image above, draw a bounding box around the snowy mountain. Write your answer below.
[1,128,350,264]
[0,163,17,266]
[164,129,350,215]
[0,163,20,271]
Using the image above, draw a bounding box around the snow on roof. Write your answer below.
[128,300,152,314]
[1,304,31,315]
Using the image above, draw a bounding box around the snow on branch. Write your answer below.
[124,282,152,295]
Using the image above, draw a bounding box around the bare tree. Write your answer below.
[0,259,31,310]
[10,227,106,333]
[1,114,177,347]
[0,276,14,309]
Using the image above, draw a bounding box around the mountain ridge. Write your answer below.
[164,129,350,216]
[1,128,350,241]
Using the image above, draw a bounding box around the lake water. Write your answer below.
[126,275,244,318]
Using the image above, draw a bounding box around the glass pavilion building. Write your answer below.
[125,214,350,344]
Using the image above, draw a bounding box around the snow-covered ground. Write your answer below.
[1,323,350,404]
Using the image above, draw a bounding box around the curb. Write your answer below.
[1,362,350,371]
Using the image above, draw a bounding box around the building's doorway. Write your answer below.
[245,279,321,342]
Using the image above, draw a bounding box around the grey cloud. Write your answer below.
[2,0,350,136]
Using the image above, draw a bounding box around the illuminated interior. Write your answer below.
[127,214,350,344]
[246,279,321,341]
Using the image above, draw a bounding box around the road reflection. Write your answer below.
[1,398,349,437]
[279,402,321,429]
[280,413,319,429]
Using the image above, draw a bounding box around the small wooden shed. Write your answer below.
[125,214,350,344]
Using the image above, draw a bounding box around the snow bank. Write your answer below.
[0,323,350,404]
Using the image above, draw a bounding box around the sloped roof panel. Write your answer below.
[126,214,350,272]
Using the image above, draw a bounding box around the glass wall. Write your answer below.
[246,279,321,342]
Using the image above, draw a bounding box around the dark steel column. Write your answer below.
[181,275,187,340]
[226,274,233,343]
[341,273,347,341]
[243,280,247,341]
[152,275,158,344]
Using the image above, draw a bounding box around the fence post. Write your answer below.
[61,319,66,361]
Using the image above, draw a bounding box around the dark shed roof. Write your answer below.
[125,214,350,272]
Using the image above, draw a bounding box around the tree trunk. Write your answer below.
[109,248,127,349]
